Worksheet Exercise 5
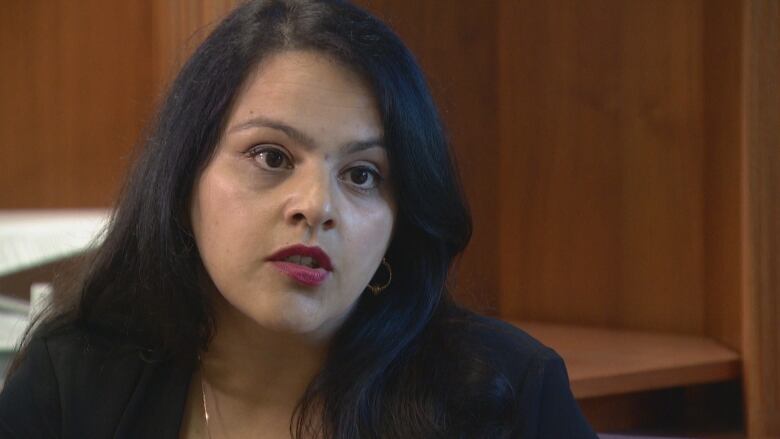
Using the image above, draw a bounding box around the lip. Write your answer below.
[266,244,333,287]
[270,261,330,286]
[266,244,333,271]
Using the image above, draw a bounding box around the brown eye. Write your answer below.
[260,150,285,168]
[249,146,292,170]
[350,168,370,185]
[341,165,381,191]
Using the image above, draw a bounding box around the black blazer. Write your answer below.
[0,316,597,438]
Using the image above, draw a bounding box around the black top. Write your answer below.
[0,316,597,438]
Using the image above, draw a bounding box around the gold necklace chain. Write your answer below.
[201,365,214,439]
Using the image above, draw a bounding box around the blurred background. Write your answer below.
[1,0,777,437]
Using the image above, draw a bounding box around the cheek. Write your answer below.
[341,203,395,277]
[191,170,268,274]
[193,176,232,253]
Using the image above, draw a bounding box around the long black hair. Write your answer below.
[15,1,519,437]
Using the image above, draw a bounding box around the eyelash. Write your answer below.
[245,144,384,193]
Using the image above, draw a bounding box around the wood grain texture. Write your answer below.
[0,0,157,208]
[354,0,501,312]
[741,0,780,435]
[498,0,706,333]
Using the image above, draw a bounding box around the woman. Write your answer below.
[0,1,596,437]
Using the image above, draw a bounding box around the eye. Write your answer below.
[247,145,293,170]
[341,165,382,191]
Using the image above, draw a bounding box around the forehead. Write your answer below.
[226,50,382,139]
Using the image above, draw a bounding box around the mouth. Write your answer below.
[266,244,333,287]
[267,244,333,271]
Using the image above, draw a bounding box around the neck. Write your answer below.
[201,294,328,413]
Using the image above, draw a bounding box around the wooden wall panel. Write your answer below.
[742,0,780,434]
[498,0,706,333]
[152,0,240,89]
[354,0,501,312]
[0,0,157,208]
[703,0,744,351]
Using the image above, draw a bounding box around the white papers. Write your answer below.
[0,209,110,276]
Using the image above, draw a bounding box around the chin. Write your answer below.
[261,306,349,342]
[251,303,326,335]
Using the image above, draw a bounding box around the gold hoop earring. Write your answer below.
[367,258,392,295]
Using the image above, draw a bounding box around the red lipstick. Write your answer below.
[267,244,333,286]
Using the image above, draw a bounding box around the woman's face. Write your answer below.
[191,51,395,341]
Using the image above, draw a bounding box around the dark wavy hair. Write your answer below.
[13,1,520,437]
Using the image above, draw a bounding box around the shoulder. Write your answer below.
[6,325,149,407]
[1,324,191,438]
[438,311,597,438]
[0,328,62,437]
[45,325,148,382]
[0,325,131,437]
[445,311,562,381]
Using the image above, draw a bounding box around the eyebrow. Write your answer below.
[227,115,384,155]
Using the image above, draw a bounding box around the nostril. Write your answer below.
[289,210,334,228]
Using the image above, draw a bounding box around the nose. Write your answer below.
[284,167,337,232]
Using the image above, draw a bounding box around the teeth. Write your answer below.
[284,255,320,269]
